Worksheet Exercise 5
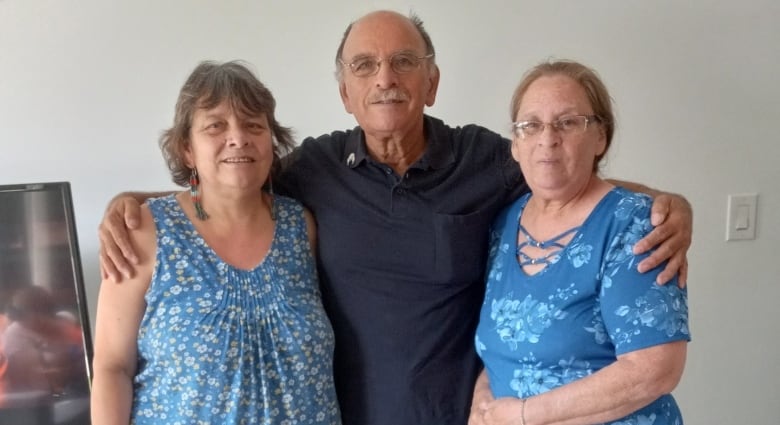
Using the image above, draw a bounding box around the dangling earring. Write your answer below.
[266,174,276,221]
[189,168,209,220]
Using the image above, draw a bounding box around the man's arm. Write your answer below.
[98,191,172,281]
[608,179,693,286]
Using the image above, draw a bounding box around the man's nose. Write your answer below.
[373,60,399,88]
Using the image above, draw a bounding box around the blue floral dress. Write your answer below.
[131,195,341,424]
[475,188,690,425]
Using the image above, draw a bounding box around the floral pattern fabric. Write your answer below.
[476,188,689,425]
[131,195,340,424]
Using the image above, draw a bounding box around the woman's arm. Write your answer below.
[91,205,156,425]
[482,341,687,425]
[469,369,495,425]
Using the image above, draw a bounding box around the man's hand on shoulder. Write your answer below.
[634,192,693,286]
[98,193,145,282]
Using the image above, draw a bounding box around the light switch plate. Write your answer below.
[726,193,758,241]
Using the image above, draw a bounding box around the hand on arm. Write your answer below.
[99,191,171,282]
[634,193,692,285]
[91,206,156,425]
[608,180,693,286]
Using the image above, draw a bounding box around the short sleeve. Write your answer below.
[598,195,691,355]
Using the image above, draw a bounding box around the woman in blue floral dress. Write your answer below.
[91,61,340,424]
[471,60,690,425]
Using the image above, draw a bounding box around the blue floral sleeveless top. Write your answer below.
[476,187,690,425]
[131,194,341,424]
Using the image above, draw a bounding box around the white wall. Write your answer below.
[1,1,778,423]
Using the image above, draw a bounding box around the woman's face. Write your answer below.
[184,99,273,194]
[511,75,606,197]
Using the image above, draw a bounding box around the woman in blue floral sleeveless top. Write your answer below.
[91,61,340,424]
[471,60,690,425]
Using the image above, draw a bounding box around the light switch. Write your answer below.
[726,193,758,241]
[734,205,750,230]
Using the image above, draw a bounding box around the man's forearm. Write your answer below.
[124,191,176,203]
[607,179,662,197]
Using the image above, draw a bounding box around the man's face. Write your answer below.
[338,12,440,138]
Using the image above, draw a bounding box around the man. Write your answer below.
[100,11,692,425]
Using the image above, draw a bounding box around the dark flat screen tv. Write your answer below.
[0,182,92,425]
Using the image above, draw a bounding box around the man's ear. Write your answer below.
[339,81,353,114]
[425,64,441,107]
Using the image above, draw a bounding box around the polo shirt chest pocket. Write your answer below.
[432,209,493,286]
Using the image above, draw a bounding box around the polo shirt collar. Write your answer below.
[342,115,455,170]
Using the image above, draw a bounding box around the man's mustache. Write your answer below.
[369,89,409,103]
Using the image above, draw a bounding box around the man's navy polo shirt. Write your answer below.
[277,115,526,425]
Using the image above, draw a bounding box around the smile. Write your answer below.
[222,157,255,163]
[372,99,404,104]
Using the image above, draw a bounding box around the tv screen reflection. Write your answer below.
[0,183,91,425]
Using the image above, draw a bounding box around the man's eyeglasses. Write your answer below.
[511,115,601,140]
[340,52,434,78]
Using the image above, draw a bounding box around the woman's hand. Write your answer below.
[480,397,525,425]
[469,370,495,425]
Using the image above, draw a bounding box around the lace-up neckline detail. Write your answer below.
[516,223,580,267]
